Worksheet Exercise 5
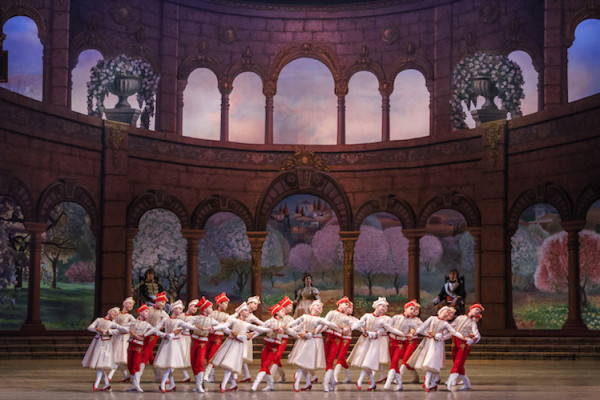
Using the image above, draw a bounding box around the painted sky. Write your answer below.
[2,16,600,142]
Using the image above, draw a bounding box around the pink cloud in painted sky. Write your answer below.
[346,71,382,144]
[390,69,430,140]
[183,68,221,139]
[229,71,265,144]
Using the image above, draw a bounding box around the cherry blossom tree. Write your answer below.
[511,225,539,289]
[355,225,390,296]
[262,226,289,288]
[287,243,313,281]
[419,234,443,272]
[311,223,343,283]
[384,226,409,294]
[65,260,95,283]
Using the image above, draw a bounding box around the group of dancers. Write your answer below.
[82,291,483,393]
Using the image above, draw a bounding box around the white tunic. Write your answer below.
[286,314,336,371]
[211,317,271,373]
[82,318,119,370]
[111,312,136,365]
[347,313,385,371]
[451,315,481,343]
[152,317,194,369]
[179,312,196,367]
[407,316,463,374]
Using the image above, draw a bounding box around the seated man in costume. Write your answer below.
[433,269,466,316]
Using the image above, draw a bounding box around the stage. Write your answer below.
[1,359,599,399]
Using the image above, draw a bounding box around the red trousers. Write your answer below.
[451,337,471,375]
[401,338,419,369]
[207,334,224,362]
[259,340,280,373]
[335,337,352,369]
[273,337,289,367]
[324,333,342,370]
[141,335,159,365]
[127,342,144,375]
[190,338,209,375]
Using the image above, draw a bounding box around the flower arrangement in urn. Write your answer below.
[450,52,525,130]
[87,54,160,128]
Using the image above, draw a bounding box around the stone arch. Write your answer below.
[1,3,47,40]
[507,183,573,233]
[566,5,600,47]
[574,181,600,221]
[353,195,416,230]
[123,45,160,74]
[388,55,434,94]
[37,179,100,232]
[343,59,386,97]
[227,61,268,91]
[0,171,35,222]
[127,190,191,229]
[417,192,481,229]
[268,42,342,93]
[192,195,254,230]
[501,38,544,74]
[255,169,352,231]
[69,32,112,70]
[178,54,224,84]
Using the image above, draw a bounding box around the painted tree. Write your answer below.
[419,234,443,272]
[0,197,29,292]
[511,225,539,289]
[535,230,600,308]
[42,202,95,289]
[355,225,390,296]
[287,243,313,282]
[384,226,409,294]
[311,223,343,283]
[64,260,95,283]
[133,209,187,301]
[262,225,289,288]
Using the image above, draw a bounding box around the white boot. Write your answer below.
[342,367,352,383]
[241,363,251,382]
[251,371,266,392]
[181,368,190,382]
[168,369,176,391]
[262,374,275,391]
[102,371,111,391]
[333,364,342,383]
[193,372,205,393]
[322,369,333,392]
[127,371,144,392]
[447,372,459,391]
[383,369,396,390]
[368,371,376,391]
[205,363,215,382]
[459,374,471,390]
[394,373,402,391]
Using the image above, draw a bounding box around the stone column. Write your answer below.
[156,2,179,132]
[21,222,47,334]
[562,221,588,332]
[543,0,567,108]
[247,232,268,298]
[220,86,231,142]
[176,79,187,135]
[337,95,346,145]
[125,228,139,298]
[469,227,482,303]
[403,229,425,302]
[264,89,275,144]
[47,0,70,106]
[432,3,452,137]
[381,92,390,142]
[339,231,360,301]
[181,229,204,301]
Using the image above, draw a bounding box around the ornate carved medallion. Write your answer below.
[110,0,132,25]
[479,1,500,24]
[219,27,237,44]
[380,26,399,45]
[280,151,330,172]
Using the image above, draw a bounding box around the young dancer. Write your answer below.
[82,307,121,391]
[322,296,353,391]
[108,297,136,383]
[235,295,264,383]
[125,304,154,393]
[178,298,199,383]
[187,296,220,393]
[270,296,294,382]
[333,300,358,385]
[447,303,483,391]
[251,304,289,391]
[141,291,169,381]
[204,292,231,382]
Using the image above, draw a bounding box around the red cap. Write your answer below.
[136,304,149,314]
[198,296,213,313]
[155,292,168,302]
[278,296,292,308]
[469,303,484,312]
[404,299,421,309]
[336,296,351,307]
[269,304,283,316]
[215,292,229,304]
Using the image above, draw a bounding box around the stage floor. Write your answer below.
[0,359,599,399]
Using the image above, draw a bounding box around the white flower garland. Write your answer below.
[450,52,525,130]
[87,54,160,129]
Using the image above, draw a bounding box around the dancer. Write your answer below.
[178,298,199,383]
[407,306,466,392]
[211,302,274,393]
[204,292,231,382]
[347,297,389,391]
[188,296,221,393]
[381,299,422,391]
[286,300,339,392]
[150,300,195,393]
[333,300,358,385]
[322,296,353,391]
[293,273,321,318]
[270,296,294,382]
[447,303,483,391]
[141,291,169,381]
[82,306,121,391]
[125,304,154,393]
[251,304,289,391]
[237,295,264,383]
[108,297,136,383]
